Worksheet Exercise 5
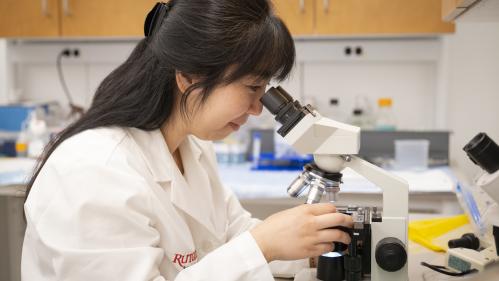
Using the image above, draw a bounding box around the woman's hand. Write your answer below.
[250,203,353,262]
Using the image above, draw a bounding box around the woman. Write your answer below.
[22,1,353,280]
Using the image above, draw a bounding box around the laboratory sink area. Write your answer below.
[1,0,499,280]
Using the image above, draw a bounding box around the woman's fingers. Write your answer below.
[313,243,335,256]
[314,213,353,230]
[316,228,352,245]
[305,203,336,215]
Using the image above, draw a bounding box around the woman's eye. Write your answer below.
[248,85,262,92]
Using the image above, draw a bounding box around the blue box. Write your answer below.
[0,105,36,132]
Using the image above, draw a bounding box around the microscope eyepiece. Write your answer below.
[448,233,480,250]
[260,86,313,137]
[260,87,293,115]
[463,132,499,174]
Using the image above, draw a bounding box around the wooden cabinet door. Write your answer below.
[315,0,455,35]
[60,0,157,37]
[272,0,315,35]
[442,0,479,22]
[0,0,60,37]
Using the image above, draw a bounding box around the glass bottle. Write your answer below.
[375,98,396,131]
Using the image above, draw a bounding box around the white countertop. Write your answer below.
[0,158,457,199]
[218,163,457,199]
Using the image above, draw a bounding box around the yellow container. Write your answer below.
[408,214,469,252]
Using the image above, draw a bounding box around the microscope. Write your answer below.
[446,133,499,272]
[260,86,409,281]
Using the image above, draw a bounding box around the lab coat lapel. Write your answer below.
[127,128,173,183]
[170,136,225,239]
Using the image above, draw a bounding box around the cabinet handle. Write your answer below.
[323,0,329,12]
[63,0,72,16]
[299,0,305,13]
[41,0,50,17]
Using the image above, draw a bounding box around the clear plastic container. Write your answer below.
[394,139,430,170]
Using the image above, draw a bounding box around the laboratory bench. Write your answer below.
[218,163,462,219]
[0,158,468,281]
[1,159,463,218]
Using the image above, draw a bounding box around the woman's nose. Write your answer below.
[247,99,263,116]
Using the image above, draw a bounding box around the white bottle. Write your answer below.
[27,112,49,158]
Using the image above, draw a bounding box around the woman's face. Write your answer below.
[188,75,269,141]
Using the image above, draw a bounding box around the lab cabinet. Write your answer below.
[59,0,157,37]
[1,0,454,37]
[0,0,60,37]
[0,0,157,37]
[441,0,485,22]
[315,0,454,35]
[274,0,454,35]
[272,0,315,35]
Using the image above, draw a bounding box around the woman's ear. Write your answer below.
[175,71,196,94]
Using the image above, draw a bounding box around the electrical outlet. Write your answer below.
[60,48,80,58]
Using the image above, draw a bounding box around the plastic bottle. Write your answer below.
[230,130,249,165]
[15,130,29,157]
[252,132,261,169]
[375,98,397,131]
[214,141,230,165]
[26,112,49,158]
[231,143,246,164]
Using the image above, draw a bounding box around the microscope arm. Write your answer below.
[314,154,409,218]
[343,156,409,219]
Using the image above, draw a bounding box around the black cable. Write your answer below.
[56,49,84,118]
[421,262,478,277]
[56,50,75,106]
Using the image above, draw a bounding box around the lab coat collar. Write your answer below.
[128,128,223,237]
[127,128,202,183]
[127,128,174,183]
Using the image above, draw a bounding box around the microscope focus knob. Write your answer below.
[375,237,407,272]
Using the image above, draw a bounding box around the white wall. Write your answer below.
[443,21,499,179]
[284,39,442,130]
[0,39,8,104]
[7,38,443,131]
[8,41,136,108]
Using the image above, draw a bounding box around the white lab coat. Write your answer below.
[22,127,308,281]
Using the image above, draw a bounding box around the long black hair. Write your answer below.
[25,0,295,201]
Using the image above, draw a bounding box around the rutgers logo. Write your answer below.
[172,250,198,269]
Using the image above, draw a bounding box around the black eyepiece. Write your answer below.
[260,87,293,115]
[260,86,312,137]
[448,233,480,250]
[463,133,499,174]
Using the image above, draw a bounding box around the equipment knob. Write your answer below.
[375,237,407,272]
